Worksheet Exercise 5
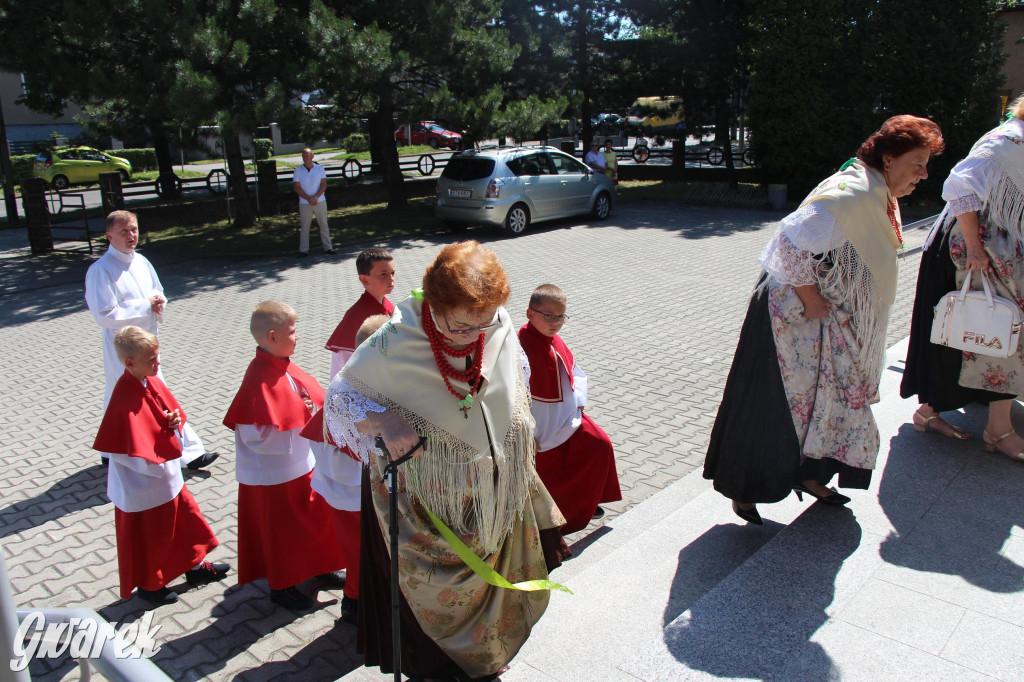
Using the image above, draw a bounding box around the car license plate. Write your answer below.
[449,188,472,198]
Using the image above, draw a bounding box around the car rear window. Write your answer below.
[442,157,495,181]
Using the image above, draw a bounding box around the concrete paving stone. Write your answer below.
[873,550,1024,629]
[775,619,998,682]
[832,577,965,654]
[941,609,1024,681]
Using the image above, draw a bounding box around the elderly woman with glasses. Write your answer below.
[325,240,568,682]
[703,115,945,525]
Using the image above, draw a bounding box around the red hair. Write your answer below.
[422,241,510,316]
[857,115,944,171]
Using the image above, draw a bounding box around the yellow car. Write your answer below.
[33,147,132,190]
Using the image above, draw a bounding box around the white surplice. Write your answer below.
[85,246,206,463]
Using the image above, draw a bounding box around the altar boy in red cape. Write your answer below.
[519,284,622,534]
[224,301,345,610]
[302,313,390,625]
[325,248,395,380]
[93,326,228,605]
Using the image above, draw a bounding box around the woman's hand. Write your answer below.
[958,210,989,272]
[794,284,831,319]
[357,409,423,460]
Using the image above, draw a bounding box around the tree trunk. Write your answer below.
[368,112,381,172]
[373,108,405,209]
[223,132,255,227]
[716,108,738,190]
[149,124,181,199]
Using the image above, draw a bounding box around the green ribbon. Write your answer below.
[424,508,573,594]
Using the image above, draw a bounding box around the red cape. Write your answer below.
[223,349,325,431]
[518,322,575,402]
[93,371,186,464]
[299,410,362,462]
[325,292,394,353]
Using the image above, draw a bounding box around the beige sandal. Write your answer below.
[913,409,971,440]
[983,428,1024,462]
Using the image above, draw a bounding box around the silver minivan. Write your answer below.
[435,146,615,235]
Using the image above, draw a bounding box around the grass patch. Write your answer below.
[331,145,437,161]
[134,170,206,182]
[139,196,442,256]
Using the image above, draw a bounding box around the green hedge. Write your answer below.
[254,138,273,160]
[342,133,369,154]
[111,148,157,172]
[11,154,36,185]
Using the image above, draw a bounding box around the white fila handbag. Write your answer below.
[931,271,1024,357]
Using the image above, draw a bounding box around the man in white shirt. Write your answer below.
[85,210,218,470]
[292,148,334,257]
[584,140,607,174]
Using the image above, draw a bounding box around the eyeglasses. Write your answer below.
[433,309,500,337]
[529,308,569,324]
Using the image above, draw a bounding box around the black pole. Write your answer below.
[0,96,20,224]
[388,466,401,682]
[377,435,427,682]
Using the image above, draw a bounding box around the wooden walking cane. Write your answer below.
[376,435,428,682]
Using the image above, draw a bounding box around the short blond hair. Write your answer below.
[114,325,159,363]
[529,284,566,308]
[250,301,297,342]
[105,210,138,232]
[356,314,390,346]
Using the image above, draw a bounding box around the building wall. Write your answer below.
[1,71,83,143]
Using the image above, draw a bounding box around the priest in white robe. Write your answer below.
[85,210,217,469]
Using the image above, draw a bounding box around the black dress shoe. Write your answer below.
[185,561,231,586]
[137,587,179,605]
[186,452,220,471]
[732,500,763,525]
[793,482,851,506]
[298,251,309,258]
[591,506,606,520]
[340,595,358,624]
[270,586,314,610]
[325,248,337,255]
[316,571,346,588]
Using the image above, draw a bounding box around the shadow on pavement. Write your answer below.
[662,511,860,680]
[0,465,107,540]
[878,407,1024,592]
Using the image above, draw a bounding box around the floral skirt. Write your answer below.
[949,218,1024,396]
[704,279,874,504]
[356,465,568,680]
[900,222,1011,409]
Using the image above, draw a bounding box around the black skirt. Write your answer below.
[703,285,871,503]
[899,227,1011,411]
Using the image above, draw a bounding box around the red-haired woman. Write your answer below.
[902,98,1024,460]
[324,241,567,681]
[705,116,945,524]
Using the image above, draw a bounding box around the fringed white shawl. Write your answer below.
[763,160,900,387]
[340,295,536,554]
[925,118,1024,250]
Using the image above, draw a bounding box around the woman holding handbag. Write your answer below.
[901,97,1024,461]
[704,115,944,525]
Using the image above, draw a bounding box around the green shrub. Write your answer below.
[11,154,36,185]
[112,148,158,172]
[254,138,273,160]
[342,133,369,154]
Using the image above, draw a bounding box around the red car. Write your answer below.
[394,121,463,150]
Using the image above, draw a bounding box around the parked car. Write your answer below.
[435,146,615,235]
[394,121,463,149]
[33,147,132,190]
